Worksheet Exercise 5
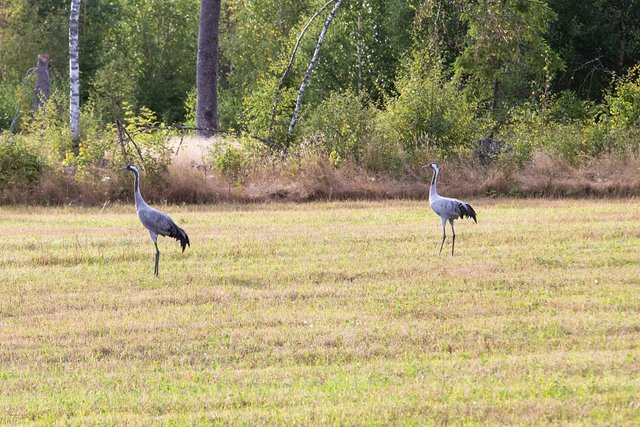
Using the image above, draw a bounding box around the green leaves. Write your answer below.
[453,0,564,122]
[300,90,374,166]
[0,132,46,188]
[376,49,486,158]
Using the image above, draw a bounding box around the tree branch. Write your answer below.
[287,0,343,140]
[268,0,336,133]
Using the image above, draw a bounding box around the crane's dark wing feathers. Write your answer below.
[457,202,477,223]
[140,208,190,252]
[167,222,190,252]
[158,215,190,252]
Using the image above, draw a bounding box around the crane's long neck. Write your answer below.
[429,168,439,201]
[132,169,147,209]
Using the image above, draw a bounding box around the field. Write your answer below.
[1,199,639,424]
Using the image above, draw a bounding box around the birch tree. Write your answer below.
[69,0,81,141]
[287,0,343,139]
[268,0,335,132]
[196,0,221,138]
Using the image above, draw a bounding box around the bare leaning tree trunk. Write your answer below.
[34,54,50,111]
[69,0,81,142]
[268,0,335,133]
[196,0,221,138]
[287,0,343,140]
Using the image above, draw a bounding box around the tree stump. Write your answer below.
[34,53,50,111]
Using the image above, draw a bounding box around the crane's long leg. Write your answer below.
[450,219,456,256]
[439,217,447,255]
[154,242,160,276]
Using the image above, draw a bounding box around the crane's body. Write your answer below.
[424,163,476,255]
[122,164,190,276]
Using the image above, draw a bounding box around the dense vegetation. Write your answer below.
[1,0,640,201]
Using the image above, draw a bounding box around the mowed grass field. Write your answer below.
[1,199,639,425]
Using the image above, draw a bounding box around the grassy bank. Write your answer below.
[1,200,639,424]
[5,133,640,205]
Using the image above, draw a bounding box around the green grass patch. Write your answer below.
[1,200,639,424]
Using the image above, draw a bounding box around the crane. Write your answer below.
[121,164,190,276]
[423,162,477,256]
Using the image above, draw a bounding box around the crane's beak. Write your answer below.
[119,165,129,171]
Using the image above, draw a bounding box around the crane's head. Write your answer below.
[120,164,140,174]
[421,162,439,172]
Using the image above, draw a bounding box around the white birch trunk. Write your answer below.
[287,0,343,139]
[69,0,81,140]
[269,0,335,132]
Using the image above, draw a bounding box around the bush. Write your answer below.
[111,104,173,182]
[19,93,115,178]
[498,102,640,167]
[207,134,269,182]
[584,64,640,156]
[15,93,174,187]
[500,71,640,166]
[375,49,486,159]
[182,88,197,127]
[210,138,248,180]
[20,93,73,163]
[72,103,115,178]
[0,132,46,188]
[499,104,594,165]
[241,74,297,143]
[300,90,374,166]
[548,90,597,123]
[0,83,16,130]
[604,64,640,130]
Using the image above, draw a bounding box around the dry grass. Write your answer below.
[4,135,640,206]
[0,199,639,424]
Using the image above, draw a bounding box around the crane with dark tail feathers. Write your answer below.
[121,164,190,276]
[423,163,477,256]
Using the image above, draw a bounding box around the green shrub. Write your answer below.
[580,65,640,156]
[21,93,72,163]
[211,140,247,180]
[72,103,114,178]
[241,73,298,144]
[498,97,630,166]
[207,135,268,182]
[499,104,588,164]
[0,83,16,130]
[604,64,640,130]
[300,90,374,166]
[19,93,114,178]
[375,49,486,159]
[183,88,197,127]
[360,134,407,175]
[0,132,46,188]
[548,91,597,123]
[112,103,173,181]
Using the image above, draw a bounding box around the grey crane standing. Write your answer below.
[423,162,477,255]
[121,164,190,276]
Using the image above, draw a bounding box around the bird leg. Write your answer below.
[439,218,447,255]
[154,242,160,276]
[450,219,456,256]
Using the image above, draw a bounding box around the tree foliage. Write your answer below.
[453,0,564,121]
[1,0,640,179]
[377,49,485,155]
